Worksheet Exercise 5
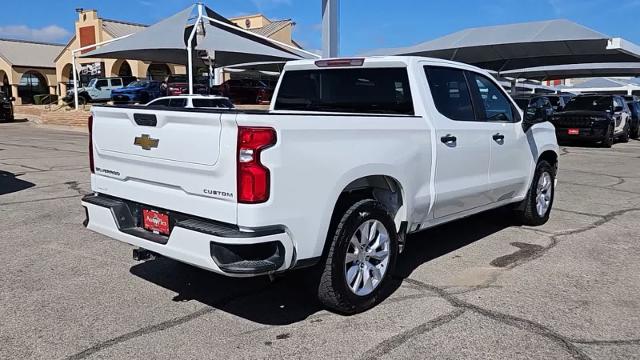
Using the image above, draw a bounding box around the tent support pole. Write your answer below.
[187,3,204,95]
[72,52,79,110]
[202,16,321,59]
[71,34,133,109]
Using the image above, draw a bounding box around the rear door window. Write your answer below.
[192,98,234,108]
[424,66,476,121]
[111,79,122,87]
[275,67,414,115]
[148,98,170,106]
[168,98,187,108]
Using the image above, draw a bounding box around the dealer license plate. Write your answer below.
[142,209,170,235]
[568,128,580,135]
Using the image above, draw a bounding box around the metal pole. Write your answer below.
[322,0,339,58]
[70,34,132,109]
[187,3,204,95]
[203,16,321,59]
[72,53,79,109]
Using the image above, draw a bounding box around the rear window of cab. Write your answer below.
[274,68,414,115]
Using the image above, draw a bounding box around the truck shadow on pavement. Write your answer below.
[0,170,35,195]
[129,207,514,325]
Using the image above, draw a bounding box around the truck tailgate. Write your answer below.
[90,106,238,224]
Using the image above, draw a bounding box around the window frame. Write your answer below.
[466,70,521,123]
[168,98,187,108]
[147,98,170,107]
[95,79,109,88]
[424,65,480,122]
[274,67,415,115]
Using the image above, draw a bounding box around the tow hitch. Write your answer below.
[132,248,160,261]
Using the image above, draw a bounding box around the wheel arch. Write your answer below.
[538,150,558,175]
[319,174,407,261]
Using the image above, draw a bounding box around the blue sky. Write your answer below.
[1,0,640,55]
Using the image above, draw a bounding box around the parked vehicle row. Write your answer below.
[64,76,138,104]
[513,92,640,147]
[111,80,164,104]
[212,79,274,104]
[82,56,559,314]
[146,95,235,109]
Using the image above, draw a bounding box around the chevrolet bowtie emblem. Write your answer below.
[134,134,159,150]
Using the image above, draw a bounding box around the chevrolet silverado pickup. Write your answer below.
[82,56,559,313]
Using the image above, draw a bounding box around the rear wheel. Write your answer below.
[317,199,398,314]
[516,160,555,226]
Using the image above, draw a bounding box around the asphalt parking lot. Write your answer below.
[1,121,639,360]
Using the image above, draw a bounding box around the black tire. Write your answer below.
[631,122,640,139]
[139,92,150,104]
[601,124,614,148]
[620,122,630,143]
[317,199,398,314]
[516,160,555,226]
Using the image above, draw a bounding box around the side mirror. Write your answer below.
[523,107,548,131]
[614,106,624,113]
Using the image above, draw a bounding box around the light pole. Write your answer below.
[322,0,339,58]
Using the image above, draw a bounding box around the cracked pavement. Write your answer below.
[1,122,639,360]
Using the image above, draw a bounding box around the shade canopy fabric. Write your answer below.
[364,19,640,72]
[557,77,640,95]
[82,5,195,64]
[499,63,640,80]
[81,5,315,66]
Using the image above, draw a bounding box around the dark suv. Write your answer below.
[552,95,631,147]
[623,95,640,139]
[545,94,573,112]
[513,95,554,122]
[0,91,15,122]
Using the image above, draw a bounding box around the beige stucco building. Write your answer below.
[0,39,62,104]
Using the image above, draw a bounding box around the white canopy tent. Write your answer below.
[73,4,319,108]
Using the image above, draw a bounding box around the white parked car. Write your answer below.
[82,56,559,313]
[146,95,235,109]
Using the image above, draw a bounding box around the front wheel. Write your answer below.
[317,199,398,314]
[516,160,555,226]
[620,122,630,143]
[601,124,614,148]
[631,122,640,139]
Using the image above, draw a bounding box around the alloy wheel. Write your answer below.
[344,219,390,296]
[536,172,552,217]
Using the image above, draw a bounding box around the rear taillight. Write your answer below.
[237,127,276,203]
[88,115,94,174]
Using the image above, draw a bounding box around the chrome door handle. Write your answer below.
[492,133,505,142]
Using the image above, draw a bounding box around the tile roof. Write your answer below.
[0,38,65,68]
[102,19,147,38]
[248,19,292,37]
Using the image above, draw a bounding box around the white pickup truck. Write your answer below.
[82,56,559,313]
